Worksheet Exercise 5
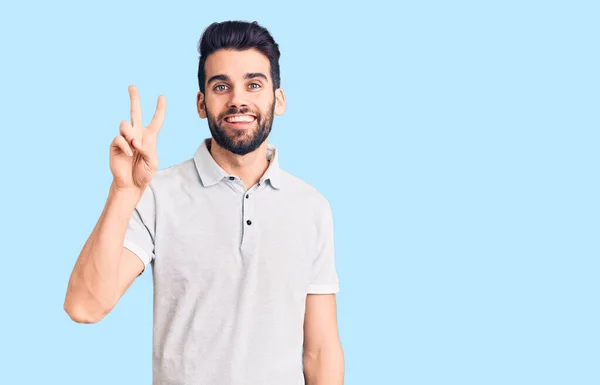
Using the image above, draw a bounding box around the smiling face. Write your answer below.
[197,48,286,156]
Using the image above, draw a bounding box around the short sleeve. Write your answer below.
[123,185,156,276]
[307,200,340,294]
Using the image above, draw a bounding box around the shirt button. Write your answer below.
[229,176,235,180]
[246,220,252,225]
[246,194,249,199]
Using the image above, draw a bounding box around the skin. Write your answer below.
[64,86,166,323]
[196,48,286,190]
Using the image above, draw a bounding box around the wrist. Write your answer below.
[108,181,144,207]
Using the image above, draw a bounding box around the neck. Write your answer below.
[209,138,270,190]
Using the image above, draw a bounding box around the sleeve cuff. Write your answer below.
[123,239,152,272]
[307,283,339,294]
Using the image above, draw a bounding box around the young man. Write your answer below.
[64,21,344,385]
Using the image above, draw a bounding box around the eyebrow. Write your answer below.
[206,72,269,86]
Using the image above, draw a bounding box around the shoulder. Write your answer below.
[152,158,197,184]
[146,158,197,191]
[143,158,199,204]
[279,168,332,219]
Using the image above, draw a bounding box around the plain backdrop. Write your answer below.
[0,1,598,384]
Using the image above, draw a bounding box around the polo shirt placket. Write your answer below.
[240,179,260,258]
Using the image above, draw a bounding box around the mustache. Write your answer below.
[219,107,256,119]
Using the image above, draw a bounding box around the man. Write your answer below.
[64,20,344,385]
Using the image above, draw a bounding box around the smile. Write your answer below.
[224,114,256,123]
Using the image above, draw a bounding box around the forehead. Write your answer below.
[204,48,271,82]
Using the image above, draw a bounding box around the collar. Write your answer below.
[193,138,281,189]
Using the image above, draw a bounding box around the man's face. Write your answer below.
[197,48,285,156]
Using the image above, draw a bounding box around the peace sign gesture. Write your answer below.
[110,85,166,191]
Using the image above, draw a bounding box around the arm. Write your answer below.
[63,183,145,324]
[303,293,345,385]
[64,85,165,324]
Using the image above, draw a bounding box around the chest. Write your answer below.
[153,191,316,293]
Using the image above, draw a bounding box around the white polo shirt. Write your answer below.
[123,138,340,385]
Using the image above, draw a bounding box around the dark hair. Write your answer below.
[197,21,281,93]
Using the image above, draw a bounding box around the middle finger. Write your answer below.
[129,85,143,128]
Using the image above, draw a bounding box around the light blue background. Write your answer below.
[0,1,598,384]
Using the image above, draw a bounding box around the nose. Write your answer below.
[227,86,249,109]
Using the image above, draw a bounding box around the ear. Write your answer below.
[197,91,207,119]
[274,88,286,116]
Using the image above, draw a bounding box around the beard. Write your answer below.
[206,98,276,156]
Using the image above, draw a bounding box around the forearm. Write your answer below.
[303,344,345,385]
[64,183,141,322]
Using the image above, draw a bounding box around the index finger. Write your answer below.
[128,85,143,128]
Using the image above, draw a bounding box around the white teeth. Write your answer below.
[226,115,255,123]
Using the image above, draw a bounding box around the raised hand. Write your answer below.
[110,85,166,191]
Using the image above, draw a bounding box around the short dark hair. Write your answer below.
[197,21,281,93]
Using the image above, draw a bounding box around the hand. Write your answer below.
[110,85,166,192]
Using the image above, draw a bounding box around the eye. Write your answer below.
[214,84,228,92]
[248,83,261,90]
